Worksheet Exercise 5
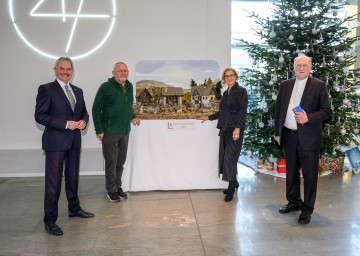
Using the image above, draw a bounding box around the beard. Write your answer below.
[116,76,127,84]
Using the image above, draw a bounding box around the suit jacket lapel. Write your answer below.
[283,78,295,112]
[300,76,312,106]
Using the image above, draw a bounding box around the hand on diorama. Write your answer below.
[197,116,208,123]
[132,118,141,126]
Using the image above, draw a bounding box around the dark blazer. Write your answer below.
[275,76,332,150]
[209,82,248,132]
[35,80,89,151]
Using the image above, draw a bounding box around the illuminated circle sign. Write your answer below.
[9,0,116,60]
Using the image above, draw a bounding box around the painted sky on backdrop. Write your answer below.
[135,60,220,89]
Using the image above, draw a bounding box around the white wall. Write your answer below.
[0,0,231,176]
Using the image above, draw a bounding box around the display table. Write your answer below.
[121,119,228,191]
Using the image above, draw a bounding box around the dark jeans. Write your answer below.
[102,133,129,193]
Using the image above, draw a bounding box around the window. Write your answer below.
[231,0,273,70]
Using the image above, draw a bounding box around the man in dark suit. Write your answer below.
[275,54,332,224]
[35,57,94,236]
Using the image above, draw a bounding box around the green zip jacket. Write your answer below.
[92,77,134,134]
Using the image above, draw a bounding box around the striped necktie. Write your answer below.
[65,85,76,111]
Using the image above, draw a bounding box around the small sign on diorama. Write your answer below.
[167,121,194,130]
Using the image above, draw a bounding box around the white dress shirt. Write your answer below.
[284,78,307,130]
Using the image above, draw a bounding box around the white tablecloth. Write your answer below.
[121,119,228,191]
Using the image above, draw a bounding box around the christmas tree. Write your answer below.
[238,0,360,164]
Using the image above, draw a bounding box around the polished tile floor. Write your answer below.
[1,165,360,256]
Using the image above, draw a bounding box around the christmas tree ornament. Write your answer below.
[305,45,310,53]
[290,8,296,16]
[246,150,252,156]
[288,34,294,41]
[296,46,300,53]
[272,72,278,81]
[279,54,284,63]
[320,57,327,67]
[333,49,338,58]
[312,23,318,34]
[259,121,265,128]
[336,117,341,126]
[272,93,277,100]
[270,27,276,38]
[354,128,359,135]
[268,117,275,127]
[269,80,274,86]
[340,127,347,135]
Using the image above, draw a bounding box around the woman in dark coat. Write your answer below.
[198,67,248,202]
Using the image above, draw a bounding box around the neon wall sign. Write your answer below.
[9,0,116,59]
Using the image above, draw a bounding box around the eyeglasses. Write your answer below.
[58,67,73,72]
[225,74,236,78]
[296,64,309,68]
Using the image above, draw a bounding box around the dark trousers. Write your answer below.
[43,148,81,225]
[283,128,319,214]
[219,130,244,182]
[102,133,129,193]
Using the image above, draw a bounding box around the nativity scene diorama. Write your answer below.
[134,60,222,119]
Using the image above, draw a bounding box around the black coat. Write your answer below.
[275,76,332,150]
[209,82,248,181]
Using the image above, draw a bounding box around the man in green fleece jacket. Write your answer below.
[92,62,141,202]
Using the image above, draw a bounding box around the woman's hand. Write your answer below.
[197,116,209,123]
[233,128,240,141]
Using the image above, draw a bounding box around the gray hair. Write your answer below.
[113,62,128,71]
[293,53,312,68]
[54,57,74,70]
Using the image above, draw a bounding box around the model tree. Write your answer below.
[238,0,360,164]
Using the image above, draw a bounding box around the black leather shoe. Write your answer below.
[223,180,239,194]
[45,223,63,236]
[298,212,311,224]
[224,190,235,202]
[69,209,95,218]
[279,203,301,214]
